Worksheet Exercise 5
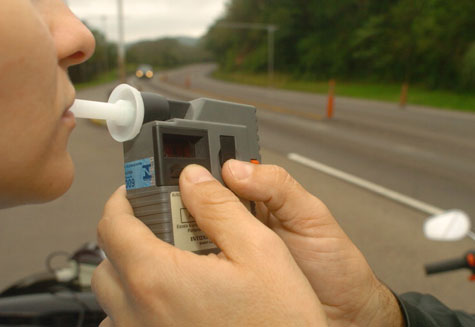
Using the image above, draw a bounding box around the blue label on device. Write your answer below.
[124,158,155,190]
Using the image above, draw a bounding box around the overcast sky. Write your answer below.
[68,0,229,43]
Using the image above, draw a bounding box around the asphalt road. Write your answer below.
[161,64,475,220]
[0,68,473,313]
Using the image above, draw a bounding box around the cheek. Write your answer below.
[6,72,74,204]
[0,51,60,177]
[0,3,58,148]
[0,2,74,205]
[0,113,75,206]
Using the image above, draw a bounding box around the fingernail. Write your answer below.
[185,165,214,184]
[228,160,254,180]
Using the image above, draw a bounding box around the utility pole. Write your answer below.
[216,22,278,87]
[267,25,277,87]
[101,15,110,72]
[117,0,126,83]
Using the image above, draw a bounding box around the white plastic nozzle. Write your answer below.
[70,100,132,126]
[70,84,144,142]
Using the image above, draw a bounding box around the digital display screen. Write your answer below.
[163,134,200,158]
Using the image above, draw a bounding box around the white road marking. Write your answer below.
[288,153,445,216]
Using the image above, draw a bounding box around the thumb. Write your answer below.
[179,164,275,263]
[222,160,344,238]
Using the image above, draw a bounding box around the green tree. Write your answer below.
[126,38,212,69]
[204,0,475,90]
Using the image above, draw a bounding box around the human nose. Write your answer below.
[53,3,96,68]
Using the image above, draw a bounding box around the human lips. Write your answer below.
[61,98,77,128]
[62,88,77,116]
[63,100,75,117]
[63,86,76,117]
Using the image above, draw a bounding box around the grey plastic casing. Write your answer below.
[123,95,260,255]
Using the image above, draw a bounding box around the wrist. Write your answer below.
[358,279,405,327]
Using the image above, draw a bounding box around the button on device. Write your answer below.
[219,135,236,167]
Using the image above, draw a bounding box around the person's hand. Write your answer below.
[92,165,328,327]
[222,160,404,327]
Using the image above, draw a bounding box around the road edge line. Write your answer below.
[287,153,445,216]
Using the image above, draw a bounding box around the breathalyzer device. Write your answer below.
[70,84,261,255]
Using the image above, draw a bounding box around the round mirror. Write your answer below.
[423,210,471,241]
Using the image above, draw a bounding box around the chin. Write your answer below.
[25,155,76,205]
[0,151,76,208]
[38,173,74,202]
[39,159,75,203]
[0,165,74,208]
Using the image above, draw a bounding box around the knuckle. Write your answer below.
[103,198,116,215]
[124,266,151,298]
[198,184,238,207]
[96,215,113,246]
[96,215,108,235]
[263,166,294,205]
[96,220,107,247]
[90,270,99,294]
[123,262,169,311]
[90,261,106,294]
[274,165,295,186]
[122,249,171,300]
[264,165,295,187]
[96,213,130,245]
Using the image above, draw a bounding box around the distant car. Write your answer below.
[136,64,154,79]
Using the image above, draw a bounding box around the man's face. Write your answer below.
[0,0,95,207]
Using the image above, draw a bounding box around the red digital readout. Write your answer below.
[163,134,197,158]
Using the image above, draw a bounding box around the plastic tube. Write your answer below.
[69,84,145,142]
[70,99,133,126]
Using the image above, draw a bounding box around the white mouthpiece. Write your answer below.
[70,84,144,142]
[70,100,132,126]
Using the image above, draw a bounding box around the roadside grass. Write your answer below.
[213,70,475,113]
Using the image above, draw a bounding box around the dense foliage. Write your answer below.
[126,38,211,68]
[205,0,475,90]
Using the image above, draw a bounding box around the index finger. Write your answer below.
[102,185,134,216]
[179,165,276,263]
[97,186,177,280]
